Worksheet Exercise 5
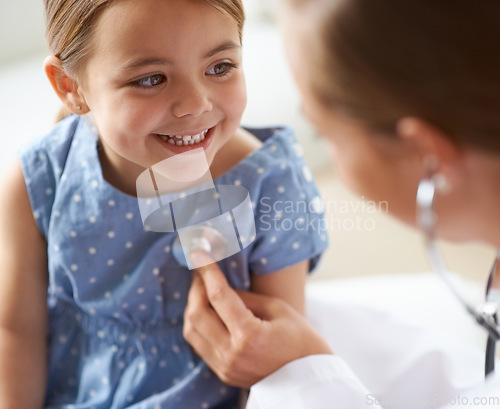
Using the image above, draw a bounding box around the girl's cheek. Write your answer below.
[232,94,247,119]
[226,81,247,118]
[115,99,161,126]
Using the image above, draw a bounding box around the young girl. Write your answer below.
[0,0,327,408]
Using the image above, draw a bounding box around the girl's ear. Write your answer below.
[44,55,90,115]
[396,116,464,191]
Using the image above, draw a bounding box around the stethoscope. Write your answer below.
[417,177,500,377]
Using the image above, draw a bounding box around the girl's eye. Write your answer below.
[134,74,166,88]
[206,62,237,77]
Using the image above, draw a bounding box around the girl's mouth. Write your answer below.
[155,129,209,147]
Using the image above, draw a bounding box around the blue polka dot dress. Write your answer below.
[19,115,329,408]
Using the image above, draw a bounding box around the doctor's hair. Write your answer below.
[44,0,245,121]
[291,0,500,152]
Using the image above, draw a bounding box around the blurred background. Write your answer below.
[0,0,495,284]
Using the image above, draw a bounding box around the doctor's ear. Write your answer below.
[44,55,90,115]
[396,116,464,192]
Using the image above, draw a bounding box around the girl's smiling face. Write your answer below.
[78,0,247,193]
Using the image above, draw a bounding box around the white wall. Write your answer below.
[0,0,48,64]
[0,1,274,65]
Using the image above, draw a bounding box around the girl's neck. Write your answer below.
[98,142,144,197]
[209,127,262,179]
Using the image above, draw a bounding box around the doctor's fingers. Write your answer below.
[184,277,262,387]
[185,322,264,388]
[236,290,296,321]
[191,253,258,333]
[236,290,335,361]
[184,274,230,348]
[183,322,241,385]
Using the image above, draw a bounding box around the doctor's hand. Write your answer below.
[183,251,333,389]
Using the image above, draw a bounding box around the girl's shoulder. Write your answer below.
[18,114,95,191]
[218,125,320,205]
[245,125,301,163]
[229,125,309,179]
[17,115,88,236]
[19,114,81,164]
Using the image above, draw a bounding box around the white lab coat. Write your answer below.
[247,294,500,409]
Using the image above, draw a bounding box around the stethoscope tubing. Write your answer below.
[417,177,500,377]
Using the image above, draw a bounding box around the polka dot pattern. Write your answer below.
[19,117,327,408]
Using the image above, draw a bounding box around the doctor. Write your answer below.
[183,0,500,407]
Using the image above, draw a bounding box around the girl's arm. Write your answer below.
[0,158,48,408]
[250,261,309,314]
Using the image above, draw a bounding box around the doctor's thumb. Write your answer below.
[189,249,231,291]
[188,248,216,269]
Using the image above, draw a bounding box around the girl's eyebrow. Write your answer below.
[118,57,170,71]
[118,41,241,72]
[203,41,241,59]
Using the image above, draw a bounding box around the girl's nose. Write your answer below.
[171,82,213,118]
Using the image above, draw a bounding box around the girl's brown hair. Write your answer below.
[44,0,245,121]
[297,0,500,152]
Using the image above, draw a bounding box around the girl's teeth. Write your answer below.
[158,129,209,147]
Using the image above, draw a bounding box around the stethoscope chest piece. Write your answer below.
[172,226,227,269]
